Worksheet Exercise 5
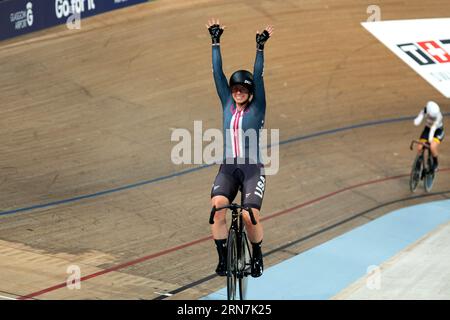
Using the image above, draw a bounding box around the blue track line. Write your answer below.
[276,115,415,146]
[0,164,212,216]
[1,114,448,217]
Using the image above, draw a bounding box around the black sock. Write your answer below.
[214,239,227,260]
[433,157,438,168]
[251,240,263,258]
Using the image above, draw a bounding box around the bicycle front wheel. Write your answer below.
[409,154,423,192]
[238,231,251,300]
[424,156,435,192]
[226,229,238,300]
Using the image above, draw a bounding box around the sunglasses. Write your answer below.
[231,86,249,94]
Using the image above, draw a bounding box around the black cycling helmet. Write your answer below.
[229,70,254,94]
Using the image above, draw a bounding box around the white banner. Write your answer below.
[362,18,450,98]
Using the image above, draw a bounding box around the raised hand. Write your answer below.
[206,18,226,45]
[256,25,274,50]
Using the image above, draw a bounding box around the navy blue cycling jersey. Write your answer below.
[212,45,266,164]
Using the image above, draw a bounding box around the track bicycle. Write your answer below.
[209,203,257,300]
[409,140,436,192]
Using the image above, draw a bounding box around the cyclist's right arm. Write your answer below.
[212,45,230,107]
[414,108,425,126]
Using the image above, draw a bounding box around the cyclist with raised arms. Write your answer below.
[206,18,274,278]
[414,101,445,172]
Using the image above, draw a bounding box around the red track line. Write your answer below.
[260,173,408,222]
[18,236,212,300]
[18,169,450,300]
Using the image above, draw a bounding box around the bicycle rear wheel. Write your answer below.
[238,231,251,300]
[226,229,238,300]
[424,155,435,192]
[409,154,423,192]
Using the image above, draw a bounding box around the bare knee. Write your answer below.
[430,141,439,156]
[242,208,261,226]
[211,196,229,223]
[211,195,229,209]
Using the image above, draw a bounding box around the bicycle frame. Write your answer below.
[209,203,257,225]
[410,140,432,172]
[410,140,431,152]
[410,140,435,192]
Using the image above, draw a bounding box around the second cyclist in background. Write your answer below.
[414,101,445,172]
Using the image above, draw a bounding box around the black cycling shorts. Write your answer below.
[210,161,266,210]
[420,126,445,143]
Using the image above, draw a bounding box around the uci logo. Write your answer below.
[26,2,33,27]
[244,80,252,85]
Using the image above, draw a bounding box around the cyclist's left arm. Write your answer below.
[253,50,266,112]
[253,27,273,112]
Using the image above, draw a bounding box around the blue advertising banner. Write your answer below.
[0,0,148,41]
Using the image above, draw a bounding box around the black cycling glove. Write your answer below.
[256,30,270,50]
[208,24,224,45]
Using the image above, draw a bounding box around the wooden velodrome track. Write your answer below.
[0,0,449,300]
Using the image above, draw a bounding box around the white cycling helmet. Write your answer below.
[426,101,440,117]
